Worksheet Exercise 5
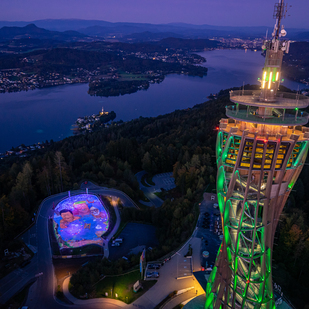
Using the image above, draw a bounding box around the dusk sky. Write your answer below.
[2,0,309,29]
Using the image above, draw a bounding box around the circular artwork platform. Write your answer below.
[53,194,109,249]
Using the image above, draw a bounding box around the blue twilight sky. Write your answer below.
[1,0,309,29]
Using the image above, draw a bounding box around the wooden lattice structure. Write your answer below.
[205,1,309,308]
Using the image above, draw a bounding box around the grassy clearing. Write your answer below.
[95,269,156,303]
[118,73,149,81]
[154,192,165,199]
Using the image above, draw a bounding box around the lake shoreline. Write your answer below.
[0,49,306,153]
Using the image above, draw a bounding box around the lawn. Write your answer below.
[95,269,156,303]
[118,73,149,81]
[154,191,165,199]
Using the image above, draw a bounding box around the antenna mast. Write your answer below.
[272,0,288,40]
[259,0,290,102]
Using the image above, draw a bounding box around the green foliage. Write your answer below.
[282,42,309,83]
[273,202,309,308]
[0,91,228,256]
[69,257,135,297]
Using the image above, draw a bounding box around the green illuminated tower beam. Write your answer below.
[205,1,309,308]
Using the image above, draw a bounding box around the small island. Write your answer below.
[72,108,116,135]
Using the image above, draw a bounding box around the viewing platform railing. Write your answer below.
[226,105,309,126]
[230,90,309,109]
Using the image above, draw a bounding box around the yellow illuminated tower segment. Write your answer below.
[205,1,309,308]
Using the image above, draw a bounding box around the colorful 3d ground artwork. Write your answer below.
[53,194,109,249]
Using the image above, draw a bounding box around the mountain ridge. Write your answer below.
[0,23,90,42]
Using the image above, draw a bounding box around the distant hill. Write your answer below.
[0,23,90,42]
[0,47,122,73]
[282,42,309,83]
[0,20,308,44]
[77,23,269,39]
[293,32,309,41]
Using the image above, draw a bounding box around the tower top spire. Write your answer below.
[272,0,288,40]
[227,1,309,126]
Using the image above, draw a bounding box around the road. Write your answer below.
[135,171,176,208]
[0,183,216,309]
[0,184,137,308]
[62,236,205,309]
[0,255,38,304]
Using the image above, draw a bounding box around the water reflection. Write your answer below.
[0,49,305,152]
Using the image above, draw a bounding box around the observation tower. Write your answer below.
[205,1,309,308]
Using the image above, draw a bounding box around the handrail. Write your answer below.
[230,90,309,109]
[226,106,309,126]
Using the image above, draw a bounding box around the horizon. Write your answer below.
[0,19,308,31]
[1,0,309,29]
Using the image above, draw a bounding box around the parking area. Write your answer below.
[152,172,176,191]
[108,223,159,260]
[196,200,222,269]
[177,256,192,278]
[145,262,161,279]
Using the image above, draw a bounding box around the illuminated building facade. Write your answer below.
[205,1,309,308]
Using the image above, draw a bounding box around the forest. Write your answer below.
[0,86,308,307]
[282,41,309,85]
[0,40,210,75]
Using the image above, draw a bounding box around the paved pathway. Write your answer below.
[1,180,295,309]
[62,236,204,309]
[0,255,38,304]
[163,290,197,309]
[0,183,137,308]
[103,197,121,258]
[135,171,176,208]
[135,171,164,207]
[63,277,126,308]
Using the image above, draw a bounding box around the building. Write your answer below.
[205,1,309,307]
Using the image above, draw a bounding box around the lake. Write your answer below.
[0,49,305,152]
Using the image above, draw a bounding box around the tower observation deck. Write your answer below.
[205,1,309,308]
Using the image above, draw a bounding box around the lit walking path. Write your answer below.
[62,236,204,309]
[63,277,126,308]
[103,197,121,258]
[162,290,198,309]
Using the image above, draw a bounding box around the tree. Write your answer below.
[10,161,34,210]
[104,162,114,177]
[54,151,65,192]
[54,151,70,192]
[142,152,152,174]
[37,166,51,196]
